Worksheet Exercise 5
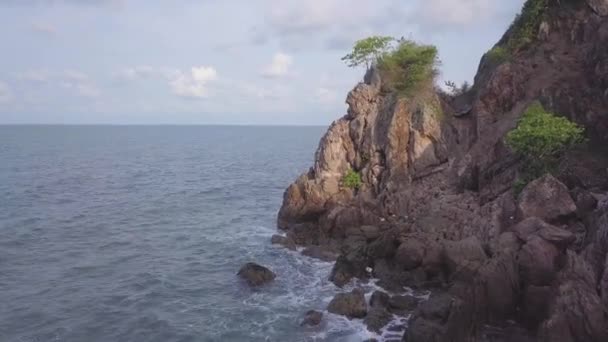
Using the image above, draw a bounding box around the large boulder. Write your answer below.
[302,246,338,262]
[327,288,367,318]
[511,217,575,249]
[395,237,426,270]
[406,293,471,342]
[517,236,560,286]
[237,263,276,287]
[517,174,577,222]
[442,236,488,281]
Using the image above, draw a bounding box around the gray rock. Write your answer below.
[300,310,323,327]
[237,263,276,287]
[388,295,419,313]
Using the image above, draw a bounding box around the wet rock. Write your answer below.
[270,235,296,251]
[300,310,323,327]
[302,246,338,262]
[364,306,392,333]
[388,295,419,313]
[367,232,398,260]
[370,290,390,308]
[329,255,368,288]
[517,174,577,222]
[406,293,470,342]
[327,288,367,318]
[237,263,276,287]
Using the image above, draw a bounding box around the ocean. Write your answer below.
[0,125,411,342]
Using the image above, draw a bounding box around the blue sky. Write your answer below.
[0,0,525,125]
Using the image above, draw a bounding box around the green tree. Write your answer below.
[378,40,440,96]
[506,102,584,192]
[341,36,395,69]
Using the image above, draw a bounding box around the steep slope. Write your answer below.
[277,0,608,341]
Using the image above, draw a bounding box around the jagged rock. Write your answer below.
[329,255,369,287]
[285,222,320,246]
[302,246,338,262]
[517,175,577,222]
[327,288,367,318]
[270,235,296,251]
[300,310,323,327]
[237,263,276,287]
[538,252,608,342]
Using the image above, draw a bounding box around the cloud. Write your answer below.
[169,66,218,99]
[17,69,101,98]
[418,0,499,27]
[261,52,293,78]
[0,81,14,104]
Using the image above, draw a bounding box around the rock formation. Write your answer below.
[277,0,608,340]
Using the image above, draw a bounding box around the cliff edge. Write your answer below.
[277,0,608,341]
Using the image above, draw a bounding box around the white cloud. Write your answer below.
[0,81,13,104]
[261,52,293,78]
[169,66,218,99]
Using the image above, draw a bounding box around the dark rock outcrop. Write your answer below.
[237,263,276,287]
[327,288,367,319]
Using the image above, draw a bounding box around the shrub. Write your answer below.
[378,40,440,97]
[506,101,584,190]
[506,0,548,52]
[486,46,510,64]
[342,169,362,190]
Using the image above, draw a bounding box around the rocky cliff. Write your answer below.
[277,0,608,341]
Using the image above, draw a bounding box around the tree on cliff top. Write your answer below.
[341,36,394,69]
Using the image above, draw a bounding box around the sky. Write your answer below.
[0,0,526,125]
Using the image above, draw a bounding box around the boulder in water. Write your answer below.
[237,262,276,287]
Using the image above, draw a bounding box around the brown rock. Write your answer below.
[369,290,390,308]
[517,174,577,222]
[512,217,575,249]
[518,236,560,286]
[301,246,338,262]
[388,295,419,313]
[327,288,367,319]
[237,263,276,287]
[443,236,487,281]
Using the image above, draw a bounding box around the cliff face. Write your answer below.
[278,0,608,341]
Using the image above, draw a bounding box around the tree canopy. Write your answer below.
[341,36,394,69]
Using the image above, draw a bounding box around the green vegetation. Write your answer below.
[485,0,548,65]
[506,102,584,193]
[486,46,510,64]
[507,0,548,52]
[341,36,394,69]
[343,36,440,97]
[377,39,440,97]
[342,169,362,190]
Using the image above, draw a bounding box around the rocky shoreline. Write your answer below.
[266,1,608,341]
